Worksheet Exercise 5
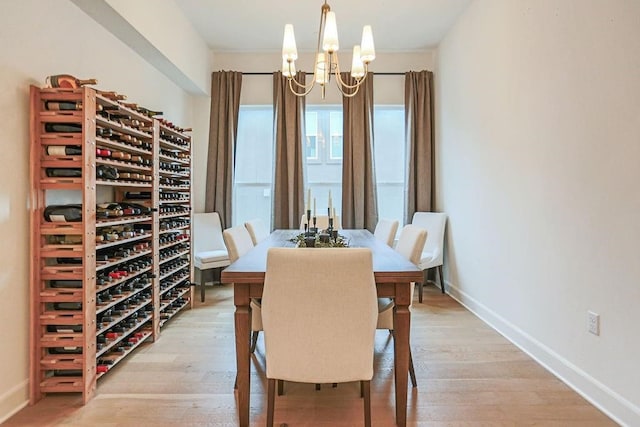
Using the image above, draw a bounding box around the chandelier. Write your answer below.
[281,0,375,98]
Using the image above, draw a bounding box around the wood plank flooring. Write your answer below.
[5,284,616,426]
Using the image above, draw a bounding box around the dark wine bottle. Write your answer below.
[43,205,82,222]
[45,168,82,178]
[124,192,152,200]
[96,128,113,137]
[46,145,81,156]
[96,165,119,180]
[44,123,82,133]
[45,74,98,88]
[49,280,82,288]
[44,101,82,111]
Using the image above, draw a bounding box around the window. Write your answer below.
[373,106,405,232]
[305,106,343,218]
[233,106,274,228]
[233,104,405,233]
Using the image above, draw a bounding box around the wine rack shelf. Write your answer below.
[29,85,193,405]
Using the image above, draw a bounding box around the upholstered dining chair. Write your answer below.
[373,218,399,247]
[299,214,342,231]
[377,224,427,388]
[411,212,448,299]
[262,247,378,427]
[222,225,262,352]
[244,218,269,246]
[193,212,230,302]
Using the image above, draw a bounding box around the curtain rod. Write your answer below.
[241,72,405,76]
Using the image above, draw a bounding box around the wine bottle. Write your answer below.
[96,165,119,180]
[96,128,113,138]
[44,123,82,133]
[45,74,97,88]
[97,203,124,217]
[137,107,163,117]
[124,192,151,200]
[97,90,127,101]
[44,204,82,222]
[46,145,81,156]
[49,280,82,288]
[45,168,82,178]
[44,101,82,111]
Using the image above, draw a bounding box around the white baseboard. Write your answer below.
[0,380,29,424]
[445,281,639,427]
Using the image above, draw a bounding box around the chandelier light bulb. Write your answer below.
[315,53,329,84]
[360,25,375,63]
[322,11,339,53]
[282,24,298,61]
[350,45,365,78]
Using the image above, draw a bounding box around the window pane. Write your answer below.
[374,106,405,233]
[234,106,274,228]
[305,106,342,221]
[305,111,319,160]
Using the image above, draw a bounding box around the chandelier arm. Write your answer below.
[333,61,369,90]
[288,76,316,97]
[289,72,316,90]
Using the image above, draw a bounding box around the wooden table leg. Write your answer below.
[234,284,251,427]
[393,282,411,427]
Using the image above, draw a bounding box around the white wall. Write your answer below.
[192,51,435,212]
[436,0,640,424]
[0,0,194,422]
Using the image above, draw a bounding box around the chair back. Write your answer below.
[373,218,399,247]
[300,214,342,231]
[222,225,255,263]
[244,218,269,245]
[193,212,226,253]
[411,212,447,266]
[262,248,378,384]
[395,225,428,266]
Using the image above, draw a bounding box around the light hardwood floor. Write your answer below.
[6,284,616,426]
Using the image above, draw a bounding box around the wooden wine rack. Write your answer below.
[29,86,193,404]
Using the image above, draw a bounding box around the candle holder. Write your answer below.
[306,209,311,235]
[311,216,317,234]
[304,236,316,247]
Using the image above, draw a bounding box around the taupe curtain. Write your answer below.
[204,71,242,229]
[405,70,435,223]
[272,71,306,229]
[341,73,377,231]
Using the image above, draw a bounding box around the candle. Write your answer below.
[328,190,332,212]
[307,188,311,211]
[333,207,337,220]
[313,197,316,217]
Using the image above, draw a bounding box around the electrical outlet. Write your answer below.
[588,311,600,336]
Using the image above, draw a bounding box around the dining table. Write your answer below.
[220,229,423,427]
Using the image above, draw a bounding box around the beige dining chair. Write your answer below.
[299,214,342,231]
[377,224,427,388]
[411,212,447,299]
[244,218,269,246]
[222,225,263,352]
[193,212,230,302]
[262,247,378,427]
[373,218,399,247]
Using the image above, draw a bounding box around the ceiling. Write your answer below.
[175,0,472,53]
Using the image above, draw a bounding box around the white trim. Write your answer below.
[0,380,29,424]
[445,281,639,426]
